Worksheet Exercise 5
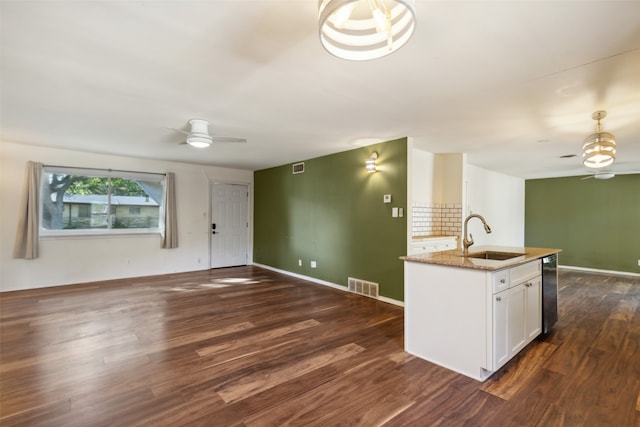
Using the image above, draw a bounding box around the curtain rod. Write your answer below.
[43,164,166,177]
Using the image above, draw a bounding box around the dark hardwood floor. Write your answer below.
[1,266,639,426]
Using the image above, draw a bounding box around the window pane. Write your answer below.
[42,175,109,230]
[77,205,90,218]
[111,179,160,229]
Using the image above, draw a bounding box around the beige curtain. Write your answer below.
[13,161,42,259]
[161,172,178,249]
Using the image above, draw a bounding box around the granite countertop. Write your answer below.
[400,245,561,271]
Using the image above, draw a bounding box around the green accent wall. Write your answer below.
[525,174,640,273]
[254,138,407,301]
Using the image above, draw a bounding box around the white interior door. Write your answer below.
[211,183,248,268]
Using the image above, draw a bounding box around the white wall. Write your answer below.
[410,147,435,203]
[0,142,253,292]
[464,164,524,247]
[434,153,465,205]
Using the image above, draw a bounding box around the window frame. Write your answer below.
[39,166,166,237]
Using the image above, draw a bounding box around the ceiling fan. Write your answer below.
[174,119,246,148]
[581,170,616,180]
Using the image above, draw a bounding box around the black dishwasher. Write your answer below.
[541,254,558,334]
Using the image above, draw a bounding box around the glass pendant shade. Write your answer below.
[186,135,212,148]
[318,0,417,61]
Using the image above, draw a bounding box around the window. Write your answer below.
[77,205,90,218]
[40,166,165,235]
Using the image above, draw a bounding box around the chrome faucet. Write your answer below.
[463,214,492,255]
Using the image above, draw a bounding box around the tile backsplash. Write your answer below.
[412,202,462,237]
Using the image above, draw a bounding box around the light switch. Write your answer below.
[399,208,404,217]
[392,207,399,217]
[384,194,392,203]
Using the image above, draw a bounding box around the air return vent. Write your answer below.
[292,162,305,174]
[347,277,379,298]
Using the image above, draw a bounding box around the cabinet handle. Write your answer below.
[500,278,506,284]
[496,296,502,301]
[524,282,531,288]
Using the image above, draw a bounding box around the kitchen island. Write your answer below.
[401,245,561,382]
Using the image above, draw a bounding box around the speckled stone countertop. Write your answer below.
[400,245,561,271]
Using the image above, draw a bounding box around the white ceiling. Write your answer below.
[2,0,639,179]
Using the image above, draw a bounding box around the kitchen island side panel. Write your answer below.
[404,261,490,381]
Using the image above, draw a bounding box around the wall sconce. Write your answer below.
[366,152,378,173]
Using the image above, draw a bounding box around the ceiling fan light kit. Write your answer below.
[594,172,615,180]
[186,119,213,148]
[185,136,212,148]
[318,0,416,61]
[582,110,616,169]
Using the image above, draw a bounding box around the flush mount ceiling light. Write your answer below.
[366,151,378,172]
[582,110,616,169]
[186,119,213,148]
[318,0,417,61]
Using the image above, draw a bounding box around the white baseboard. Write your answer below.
[252,263,404,307]
[559,264,640,278]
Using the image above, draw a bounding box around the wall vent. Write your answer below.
[292,162,305,174]
[347,277,379,299]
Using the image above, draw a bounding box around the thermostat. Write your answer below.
[383,194,392,203]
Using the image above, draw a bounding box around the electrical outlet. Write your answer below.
[311,261,317,268]
[637,259,640,267]
[298,259,302,267]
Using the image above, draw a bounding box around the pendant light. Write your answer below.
[582,110,616,169]
[318,0,417,61]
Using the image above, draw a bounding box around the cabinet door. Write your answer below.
[525,277,542,341]
[493,284,526,371]
[492,289,509,370]
[507,284,527,358]
[508,284,527,356]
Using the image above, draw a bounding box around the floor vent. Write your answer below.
[347,277,379,299]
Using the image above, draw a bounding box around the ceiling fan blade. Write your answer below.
[167,127,189,136]
[211,136,247,143]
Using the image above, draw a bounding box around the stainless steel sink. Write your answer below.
[465,251,525,261]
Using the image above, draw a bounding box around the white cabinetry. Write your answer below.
[525,276,542,340]
[492,284,525,369]
[490,260,541,371]
[409,236,457,255]
[404,257,543,381]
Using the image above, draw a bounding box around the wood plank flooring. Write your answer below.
[1,266,639,426]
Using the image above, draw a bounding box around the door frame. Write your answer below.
[209,180,253,269]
